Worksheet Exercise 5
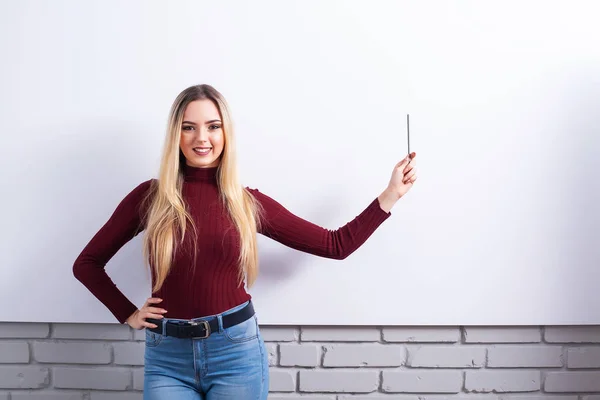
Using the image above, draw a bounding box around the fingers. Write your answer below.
[397,152,417,170]
[145,306,167,315]
[403,159,417,181]
[143,320,159,329]
[143,298,163,308]
[144,297,163,305]
[144,312,166,320]
[137,298,165,329]
[395,159,408,169]
[139,310,164,328]
[403,169,417,184]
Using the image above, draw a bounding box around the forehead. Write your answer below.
[183,99,221,121]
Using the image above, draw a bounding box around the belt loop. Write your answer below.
[217,315,224,332]
[161,319,166,335]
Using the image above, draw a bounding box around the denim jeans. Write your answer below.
[143,301,269,399]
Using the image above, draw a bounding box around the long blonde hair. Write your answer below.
[142,84,263,292]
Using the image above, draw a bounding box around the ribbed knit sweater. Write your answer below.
[73,164,391,324]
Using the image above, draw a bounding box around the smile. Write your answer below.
[193,147,212,156]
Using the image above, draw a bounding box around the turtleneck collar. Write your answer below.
[183,163,219,183]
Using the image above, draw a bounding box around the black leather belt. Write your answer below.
[146,301,254,339]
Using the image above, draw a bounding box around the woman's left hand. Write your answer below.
[387,152,417,198]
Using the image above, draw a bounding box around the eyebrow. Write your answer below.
[182,120,221,125]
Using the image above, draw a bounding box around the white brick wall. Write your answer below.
[1,323,600,398]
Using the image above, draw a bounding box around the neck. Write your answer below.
[183,163,218,183]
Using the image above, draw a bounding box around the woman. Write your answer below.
[73,84,417,399]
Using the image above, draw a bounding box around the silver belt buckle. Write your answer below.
[190,320,211,339]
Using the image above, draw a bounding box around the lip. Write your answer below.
[193,147,212,156]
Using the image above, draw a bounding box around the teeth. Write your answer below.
[194,148,211,154]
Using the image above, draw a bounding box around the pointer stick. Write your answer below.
[407,114,411,158]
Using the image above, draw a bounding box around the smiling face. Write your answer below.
[179,99,225,168]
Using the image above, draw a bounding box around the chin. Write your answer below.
[188,158,220,168]
[191,162,214,168]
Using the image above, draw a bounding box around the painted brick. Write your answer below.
[265,343,278,366]
[91,394,143,400]
[487,345,563,367]
[382,327,461,343]
[339,397,500,400]
[53,367,131,390]
[11,393,84,400]
[465,370,541,392]
[52,324,130,340]
[4,320,600,399]
[545,371,600,392]
[0,342,29,363]
[503,397,577,400]
[0,366,49,389]
[567,347,600,368]
[133,328,146,341]
[114,342,144,365]
[407,345,485,368]
[382,370,463,393]
[260,327,298,342]
[545,326,600,343]
[33,342,111,364]
[301,327,380,342]
[133,367,144,390]
[269,396,335,400]
[323,344,405,367]
[0,323,49,339]
[280,344,320,367]
[464,327,541,343]
[299,370,378,393]
[269,369,296,392]
[338,396,424,400]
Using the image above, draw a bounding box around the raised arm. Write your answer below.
[247,188,391,260]
[72,179,155,324]
[247,153,417,259]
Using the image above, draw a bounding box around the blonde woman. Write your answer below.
[73,84,417,399]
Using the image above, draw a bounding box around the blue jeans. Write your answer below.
[143,301,269,399]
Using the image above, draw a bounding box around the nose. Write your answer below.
[196,126,210,142]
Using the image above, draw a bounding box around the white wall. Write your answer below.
[1,0,599,325]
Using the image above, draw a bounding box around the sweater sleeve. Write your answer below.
[72,179,155,324]
[247,188,391,260]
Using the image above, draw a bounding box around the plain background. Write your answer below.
[1,0,599,326]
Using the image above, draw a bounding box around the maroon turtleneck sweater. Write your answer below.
[73,164,391,324]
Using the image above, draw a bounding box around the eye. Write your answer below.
[182,125,194,131]
[209,124,222,130]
